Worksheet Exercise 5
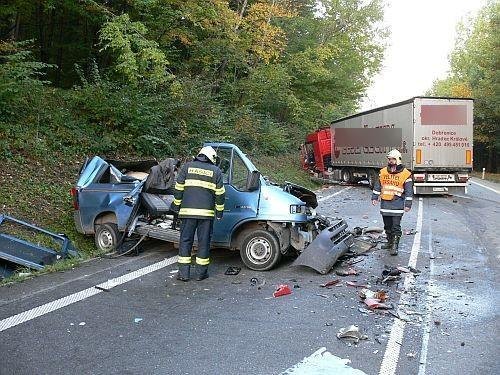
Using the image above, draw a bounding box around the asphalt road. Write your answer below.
[0,178,498,375]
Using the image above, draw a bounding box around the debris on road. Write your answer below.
[134,318,143,323]
[363,299,393,310]
[359,288,388,301]
[337,325,368,343]
[359,288,393,310]
[250,277,266,289]
[346,281,368,288]
[273,284,292,298]
[358,307,374,315]
[381,267,402,278]
[224,266,241,275]
[404,229,417,235]
[335,267,359,276]
[349,237,376,255]
[320,279,341,288]
[380,266,421,283]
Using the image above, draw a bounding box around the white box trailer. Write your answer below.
[329,97,473,194]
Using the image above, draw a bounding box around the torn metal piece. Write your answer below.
[0,214,79,271]
[337,325,368,343]
[292,220,353,274]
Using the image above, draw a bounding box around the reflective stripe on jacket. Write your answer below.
[171,159,225,219]
[372,165,413,216]
[379,167,412,200]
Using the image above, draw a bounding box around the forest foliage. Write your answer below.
[0,0,387,160]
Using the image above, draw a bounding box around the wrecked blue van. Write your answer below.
[72,143,347,271]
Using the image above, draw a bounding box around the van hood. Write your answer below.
[282,182,318,209]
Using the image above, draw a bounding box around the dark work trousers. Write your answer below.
[382,215,402,238]
[178,218,214,278]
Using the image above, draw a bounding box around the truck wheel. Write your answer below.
[368,169,378,189]
[341,168,353,183]
[240,229,282,271]
[95,223,119,252]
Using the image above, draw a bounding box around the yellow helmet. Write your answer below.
[198,146,217,164]
[387,149,402,165]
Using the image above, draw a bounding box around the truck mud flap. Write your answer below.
[292,219,353,274]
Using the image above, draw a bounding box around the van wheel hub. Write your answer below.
[247,238,271,263]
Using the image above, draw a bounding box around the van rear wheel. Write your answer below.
[239,229,282,271]
[95,223,119,252]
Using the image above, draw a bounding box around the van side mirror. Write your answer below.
[246,171,261,191]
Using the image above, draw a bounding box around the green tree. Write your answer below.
[99,14,170,86]
[428,1,499,171]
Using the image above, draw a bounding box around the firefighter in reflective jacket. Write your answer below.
[371,149,413,255]
[170,146,225,281]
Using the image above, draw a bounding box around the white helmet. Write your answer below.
[387,149,402,164]
[198,146,217,164]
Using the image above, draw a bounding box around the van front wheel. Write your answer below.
[240,229,282,271]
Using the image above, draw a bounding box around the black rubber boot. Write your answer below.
[177,265,190,282]
[381,234,393,250]
[195,266,209,281]
[390,235,401,256]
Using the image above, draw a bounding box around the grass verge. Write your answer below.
[471,171,500,184]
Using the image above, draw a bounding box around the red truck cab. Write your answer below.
[301,128,331,173]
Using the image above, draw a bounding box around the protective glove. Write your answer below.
[216,210,223,220]
[170,202,180,214]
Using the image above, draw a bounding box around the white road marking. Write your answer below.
[470,180,500,194]
[282,347,367,374]
[0,252,157,306]
[0,256,178,332]
[418,219,436,375]
[317,186,352,202]
[379,197,424,375]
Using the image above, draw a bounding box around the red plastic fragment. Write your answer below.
[273,284,292,297]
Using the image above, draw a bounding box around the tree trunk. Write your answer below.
[486,146,493,172]
[37,2,47,62]
[55,9,66,86]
